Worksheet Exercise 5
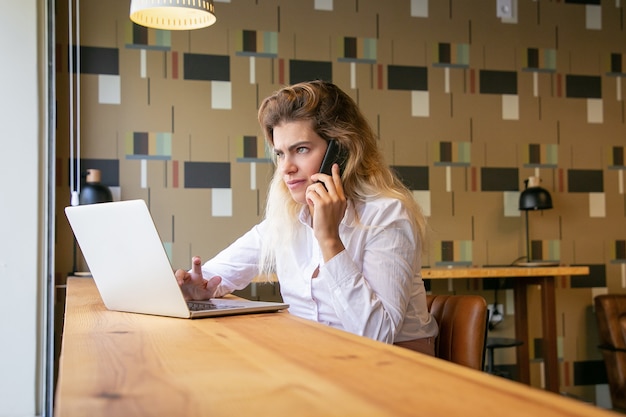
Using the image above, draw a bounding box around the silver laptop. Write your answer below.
[65,199,288,318]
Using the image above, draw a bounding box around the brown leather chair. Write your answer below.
[426,294,488,370]
[594,294,626,411]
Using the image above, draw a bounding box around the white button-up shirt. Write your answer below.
[203,197,438,343]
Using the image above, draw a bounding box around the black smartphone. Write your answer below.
[319,140,348,176]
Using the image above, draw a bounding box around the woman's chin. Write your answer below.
[288,191,307,206]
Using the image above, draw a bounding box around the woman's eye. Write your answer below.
[296,147,308,154]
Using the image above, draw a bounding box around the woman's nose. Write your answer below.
[280,155,296,174]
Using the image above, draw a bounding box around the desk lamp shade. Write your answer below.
[519,176,553,211]
[79,169,112,205]
[129,0,217,30]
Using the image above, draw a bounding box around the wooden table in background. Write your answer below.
[422,266,590,393]
[53,277,615,417]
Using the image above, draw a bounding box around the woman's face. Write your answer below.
[272,120,328,205]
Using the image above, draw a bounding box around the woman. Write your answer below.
[175,80,438,354]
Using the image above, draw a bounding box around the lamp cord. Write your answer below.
[489,257,528,330]
[68,0,81,206]
[68,0,75,205]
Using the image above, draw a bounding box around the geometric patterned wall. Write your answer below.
[54,0,626,406]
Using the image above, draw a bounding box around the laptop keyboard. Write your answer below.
[187,301,218,311]
[187,301,241,311]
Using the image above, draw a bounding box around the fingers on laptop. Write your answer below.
[191,256,203,277]
[208,276,222,286]
[174,269,188,286]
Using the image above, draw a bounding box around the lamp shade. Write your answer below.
[130,0,216,30]
[518,178,553,211]
[79,169,113,205]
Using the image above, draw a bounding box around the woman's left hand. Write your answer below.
[174,256,222,300]
[307,163,347,262]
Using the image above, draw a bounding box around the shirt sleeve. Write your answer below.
[200,221,266,297]
[319,202,419,343]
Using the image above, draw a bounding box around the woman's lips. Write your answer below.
[286,178,307,190]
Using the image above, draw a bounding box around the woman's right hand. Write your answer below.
[174,256,222,301]
[308,163,347,262]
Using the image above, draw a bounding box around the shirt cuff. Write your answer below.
[322,249,361,288]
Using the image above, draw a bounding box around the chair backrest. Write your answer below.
[426,294,488,370]
[594,294,626,410]
[595,294,626,350]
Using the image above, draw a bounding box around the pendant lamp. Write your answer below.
[130,0,217,30]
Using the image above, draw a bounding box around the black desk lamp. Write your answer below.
[72,169,113,274]
[79,169,113,205]
[518,176,553,263]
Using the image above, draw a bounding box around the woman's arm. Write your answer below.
[200,221,268,297]
[320,203,419,343]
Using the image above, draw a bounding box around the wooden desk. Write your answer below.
[54,277,615,417]
[422,266,590,393]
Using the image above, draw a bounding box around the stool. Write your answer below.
[485,337,523,376]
